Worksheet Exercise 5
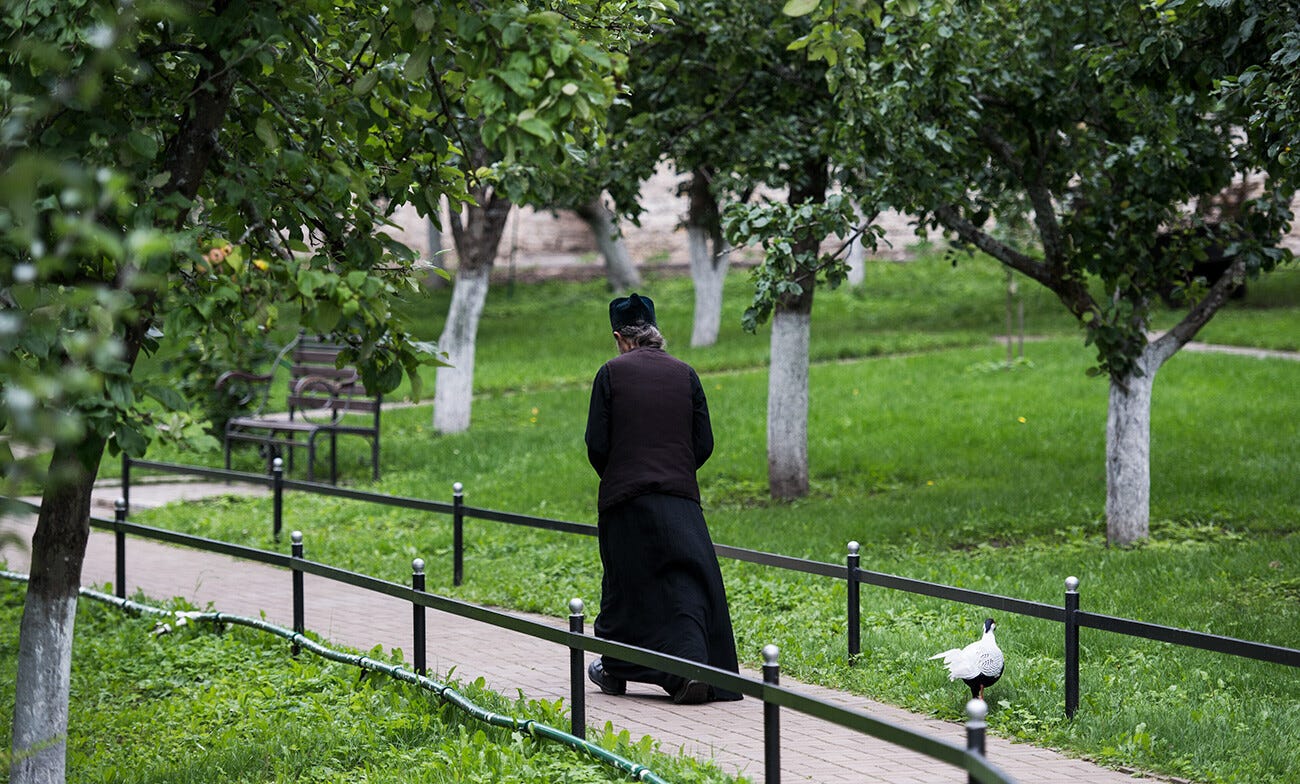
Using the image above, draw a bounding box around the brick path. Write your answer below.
[2,483,1154,784]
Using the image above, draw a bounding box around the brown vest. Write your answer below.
[592,347,709,511]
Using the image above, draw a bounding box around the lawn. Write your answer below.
[96,254,1300,783]
[0,580,740,784]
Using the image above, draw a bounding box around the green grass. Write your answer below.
[0,581,739,783]
[104,253,1300,783]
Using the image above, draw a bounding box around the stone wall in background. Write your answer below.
[387,165,1300,283]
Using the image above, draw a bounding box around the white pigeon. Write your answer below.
[929,617,1004,700]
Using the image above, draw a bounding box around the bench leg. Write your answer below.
[329,430,338,485]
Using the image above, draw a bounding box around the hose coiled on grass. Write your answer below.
[0,571,670,784]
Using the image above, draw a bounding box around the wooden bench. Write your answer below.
[216,333,382,484]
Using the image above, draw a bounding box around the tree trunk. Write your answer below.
[434,191,512,434]
[767,303,812,499]
[687,228,730,348]
[846,204,868,287]
[11,440,103,784]
[1105,346,1165,546]
[685,170,729,348]
[573,196,640,292]
[765,157,826,500]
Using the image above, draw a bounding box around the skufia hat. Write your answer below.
[609,293,656,332]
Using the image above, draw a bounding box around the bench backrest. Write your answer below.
[287,337,382,422]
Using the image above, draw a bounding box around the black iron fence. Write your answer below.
[34,493,1018,784]
[122,455,1300,724]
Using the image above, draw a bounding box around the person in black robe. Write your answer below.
[584,292,742,705]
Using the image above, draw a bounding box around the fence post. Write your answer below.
[272,458,285,543]
[452,481,464,586]
[291,530,304,656]
[120,454,131,516]
[114,499,127,600]
[762,644,780,784]
[568,598,586,740]
[846,540,860,663]
[965,698,987,784]
[1064,575,1080,719]
[412,558,426,676]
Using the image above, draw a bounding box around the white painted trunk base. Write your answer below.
[433,265,492,434]
[768,309,811,499]
[847,231,867,287]
[11,590,77,784]
[688,226,730,348]
[1106,349,1161,545]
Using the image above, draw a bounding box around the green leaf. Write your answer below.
[404,44,433,81]
[352,69,381,96]
[782,0,820,17]
[143,384,187,412]
[411,5,438,32]
[126,131,157,160]
[114,422,148,456]
[517,116,553,140]
[106,377,134,410]
[254,118,277,150]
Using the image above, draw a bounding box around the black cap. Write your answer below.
[609,293,656,332]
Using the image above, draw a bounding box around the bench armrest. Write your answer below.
[215,370,275,409]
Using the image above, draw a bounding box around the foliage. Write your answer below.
[785,0,1298,380]
[607,0,859,325]
[0,0,661,495]
[722,194,863,331]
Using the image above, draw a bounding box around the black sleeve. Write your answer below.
[585,364,612,476]
[690,368,714,469]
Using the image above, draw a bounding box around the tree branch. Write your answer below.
[1151,253,1250,365]
[976,123,1067,265]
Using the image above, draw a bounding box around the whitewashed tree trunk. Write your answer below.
[685,169,729,347]
[574,197,640,292]
[11,591,76,784]
[689,226,730,347]
[768,306,811,499]
[433,263,491,433]
[1105,342,1175,546]
[435,191,512,434]
[11,446,98,784]
[846,227,867,287]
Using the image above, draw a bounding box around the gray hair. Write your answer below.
[617,323,666,349]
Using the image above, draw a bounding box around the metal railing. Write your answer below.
[43,494,1018,784]
[122,455,1300,722]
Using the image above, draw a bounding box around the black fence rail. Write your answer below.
[10,494,1019,784]
[122,455,1300,721]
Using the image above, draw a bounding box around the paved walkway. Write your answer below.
[3,482,1155,784]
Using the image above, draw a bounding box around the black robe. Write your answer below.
[585,347,741,700]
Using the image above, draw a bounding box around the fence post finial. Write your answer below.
[762,644,781,784]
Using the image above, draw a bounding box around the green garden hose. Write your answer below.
[0,571,672,784]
